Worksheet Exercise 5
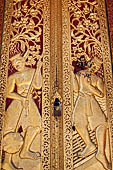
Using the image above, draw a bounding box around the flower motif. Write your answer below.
[93,45,102,54]
[26,55,36,66]
[22,5,28,13]
[12,20,20,28]
[69,5,75,11]
[92,22,99,30]
[77,24,84,32]
[14,9,22,18]
[29,45,36,51]
[72,46,77,52]
[78,47,84,53]
[74,11,81,18]
[89,13,97,21]
[30,8,36,16]
[36,45,40,51]
[72,39,77,45]
[35,37,41,43]
[72,48,77,56]
[36,2,43,10]
[28,20,35,29]
[83,20,90,28]
[21,17,29,26]
[83,5,90,14]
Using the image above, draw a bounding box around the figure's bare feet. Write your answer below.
[96,152,111,170]
[20,150,41,160]
[80,144,96,157]
[2,162,23,170]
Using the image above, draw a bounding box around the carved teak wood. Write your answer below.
[0,0,113,170]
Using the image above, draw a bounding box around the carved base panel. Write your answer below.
[0,0,113,170]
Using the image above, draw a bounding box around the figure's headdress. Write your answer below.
[87,57,103,73]
[9,41,25,61]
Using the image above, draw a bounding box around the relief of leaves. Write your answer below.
[10,0,43,67]
[70,0,101,59]
[24,28,41,40]
[11,27,41,43]
[70,0,98,7]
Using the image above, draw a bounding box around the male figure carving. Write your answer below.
[72,58,111,170]
[2,53,42,170]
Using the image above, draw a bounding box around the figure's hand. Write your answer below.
[21,97,29,108]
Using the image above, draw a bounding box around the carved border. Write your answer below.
[50,0,58,168]
[98,0,113,164]
[0,0,51,169]
[106,0,113,62]
[42,0,51,169]
[62,0,73,169]
[0,0,12,168]
[0,0,4,49]
[50,0,64,169]
[37,0,51,169]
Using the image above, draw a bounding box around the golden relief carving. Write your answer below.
[65,0,113,169]
[2,0,43,168]
[3,54,42,169]
[71,59,111,170]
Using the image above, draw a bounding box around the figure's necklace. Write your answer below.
[77,72,91,78]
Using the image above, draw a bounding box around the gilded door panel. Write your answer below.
[0,0,51,170]
[0,0,113,170]
[62,0,113,170]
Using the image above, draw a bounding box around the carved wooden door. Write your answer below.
[61,1,113,170]
[0,0,113,170]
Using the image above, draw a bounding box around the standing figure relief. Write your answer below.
[2,53,42,170]
[71,57,111,170]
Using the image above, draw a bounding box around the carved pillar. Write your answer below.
[50,0,64,169]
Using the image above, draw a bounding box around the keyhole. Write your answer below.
[54,98,61,116]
